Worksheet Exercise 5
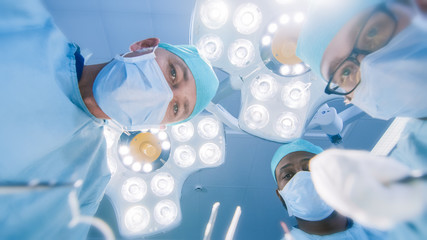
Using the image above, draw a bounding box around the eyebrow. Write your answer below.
[176,60,189,82]
[183,99,190,117]
[279,163,292,173]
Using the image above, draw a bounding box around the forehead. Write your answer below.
[276,151,316,169]
[320,8,374,79]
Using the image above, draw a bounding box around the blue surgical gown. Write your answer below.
[288,220,387,239]
[388,118,427,240]
[0,0,111,239]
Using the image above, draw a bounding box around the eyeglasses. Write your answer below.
[325,3,397,95]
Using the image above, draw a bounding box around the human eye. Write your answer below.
[282,172,294,180]
[334,61,358,86]
[170,64,177,82]
[173,102,179,115]
[357,11,395,52]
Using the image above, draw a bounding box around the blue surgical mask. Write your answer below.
[93,47,173,130]
[352,14,427,120]
[279,171,334,221]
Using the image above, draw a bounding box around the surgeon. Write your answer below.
[296,0,427,120]
[271,139,387,239]
[0,0,218,239]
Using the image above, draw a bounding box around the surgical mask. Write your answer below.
[93,47,173,130]
[352,14,427,120]
[278,171,334,221]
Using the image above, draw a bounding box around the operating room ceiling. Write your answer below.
[43,0,392,239]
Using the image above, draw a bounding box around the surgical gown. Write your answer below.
[388,118,427,240]
[0,0,111,239]
[288,220,387,240]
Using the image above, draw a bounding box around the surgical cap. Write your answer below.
[296,0,383,79]
[271,139,323,182]
[158,43,219,122]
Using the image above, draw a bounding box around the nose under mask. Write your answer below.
[93,47,173,130]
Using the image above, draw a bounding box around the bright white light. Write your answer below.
[244,105,270,129]
[294,12,305,23]
[162,141,171,150]
[293,64,305,75]
[197,34,224,61]
[261,35,271,46]
[282,81,311,109]
[151,172,175,197]
[154,200,178,225]
[123,156,134,166]
[198,118,220,139]
[157,131,168,141]
[233,3,262,34]
[125,206,150,232]
[200,0,229,29]
[250,74,277,101]
[280,65,291,75]
[171,122,194,142]
[132,162,142,172]
[199,143,222,165]
[275,112,300,138]
[228,39,255,68]
[143,163,153,173]
[268,23,278,33]
[279,14,290,24]
[276,0,293,4]
[119,146,130,155]
[150,128,159,134]
[121,177,147,203]
[174,145,196,168]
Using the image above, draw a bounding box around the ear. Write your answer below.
[129,38,160,51]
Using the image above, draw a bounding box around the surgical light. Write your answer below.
[123,156,133,166]
[199,143,222,165]
[173,145,196,168]
[125,206,150,232]
[228,39,255,68]
[233,3,262,34]
[151,172,175,197]
[198,118,220,139]
[171,122,194,142]
[275,112,299,138]
[105,113,226,238]
[244,105,270,129]
[276,0,294,4]
[121,177,147,203]
[161,141,171,150]
[142,163,153,173]
[200,0,229,29]
[261,35,271,46]
[197,34,224,61]
[250,74,278,101]
[268,23,278,33]
[293,12,305,23]
[154,200,178,225]
[279,14,290,24]
[282,81,311,109]
[132,162,142,172]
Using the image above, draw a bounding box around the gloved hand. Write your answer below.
[309,149,427,230]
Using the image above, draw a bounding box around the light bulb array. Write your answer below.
[104,113,225,238]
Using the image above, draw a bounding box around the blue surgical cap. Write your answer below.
[271,139,323,182]
[296,0,383,80]
[158,43,219,122]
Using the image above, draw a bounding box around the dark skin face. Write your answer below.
[274,151,348,235]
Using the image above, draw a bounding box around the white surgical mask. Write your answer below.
[93,47,173,130]
[279,171,334,221]
[352,15,427,120]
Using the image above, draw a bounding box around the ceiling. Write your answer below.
[43,0,392,239]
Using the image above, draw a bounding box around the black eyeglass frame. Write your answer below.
[324,3,398,95]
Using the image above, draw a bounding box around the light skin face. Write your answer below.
[79,38,197,125]
[129,38,197,124]
[320,3,413,101]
